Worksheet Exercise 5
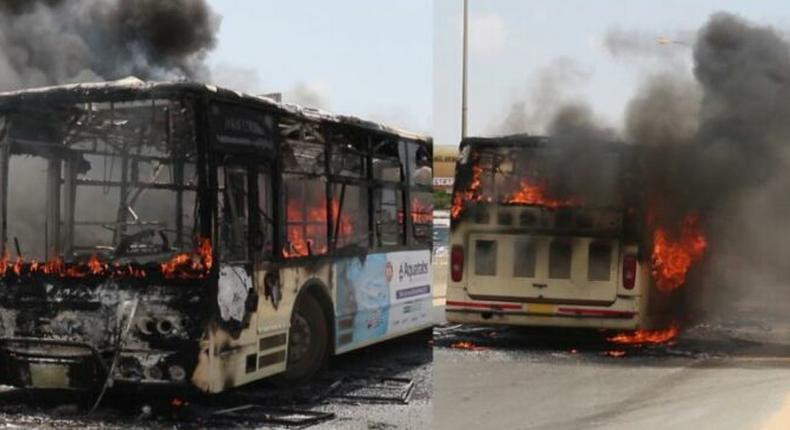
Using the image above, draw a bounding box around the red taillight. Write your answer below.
[622,254,637,290]
[451,245,464,282]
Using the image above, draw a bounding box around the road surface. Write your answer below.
[434,318,790,430]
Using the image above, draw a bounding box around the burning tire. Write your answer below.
[277,293,328,384]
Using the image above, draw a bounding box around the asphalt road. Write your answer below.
[433,318,790,430]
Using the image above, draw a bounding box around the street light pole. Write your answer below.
[461,0,469,139]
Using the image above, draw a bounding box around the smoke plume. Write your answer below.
[497,58,591,135]
[0,0,220,90]
[496,12,790,323]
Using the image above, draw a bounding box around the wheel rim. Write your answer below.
[289,311,312,364]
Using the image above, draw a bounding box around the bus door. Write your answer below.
[215,159,257,330]
[216,158,275,330]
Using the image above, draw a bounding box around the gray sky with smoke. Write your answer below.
[0,0,219,89]
[439,4,790,318]
[0,0,431,133]
[434,0,790,147]
[206,0,431,133]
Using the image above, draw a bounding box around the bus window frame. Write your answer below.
[204,97,432,263]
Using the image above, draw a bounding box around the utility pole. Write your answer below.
[461,0,469,139]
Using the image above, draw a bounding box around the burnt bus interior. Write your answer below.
[0,81,432,392]
[451,136,648,296]
[454,136,644,234]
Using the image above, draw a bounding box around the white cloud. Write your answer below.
[470,13,507,57]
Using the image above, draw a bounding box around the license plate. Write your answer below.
[525,303,555,315]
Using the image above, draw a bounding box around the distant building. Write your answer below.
[433,145,457,210]
[433,145,457,192]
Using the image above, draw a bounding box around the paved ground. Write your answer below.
[0,329,432,430]
[433,317,790,430]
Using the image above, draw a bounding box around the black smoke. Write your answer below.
[0,0,220,90]
[498,12,790,323]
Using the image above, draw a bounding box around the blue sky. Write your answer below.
[206,0,432,133]
[434,0,790,147]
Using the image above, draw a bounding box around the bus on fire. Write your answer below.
[445,135,706,334]
[0,78,434,393]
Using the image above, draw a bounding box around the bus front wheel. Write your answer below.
[279,293,328,384]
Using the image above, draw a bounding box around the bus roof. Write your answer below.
[0,77,430,143]
[460,134,633,152]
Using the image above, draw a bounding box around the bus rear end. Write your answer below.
[445,136,670,330]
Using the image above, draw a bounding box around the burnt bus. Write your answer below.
[0,78,434,392]
[446,135,690,331]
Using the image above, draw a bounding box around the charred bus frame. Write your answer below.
[0,79,434,393]
[445,135,685,331]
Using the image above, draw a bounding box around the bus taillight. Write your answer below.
[451,245,464,282]
[623,254,637,290]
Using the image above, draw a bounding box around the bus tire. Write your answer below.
[276,293,328,385]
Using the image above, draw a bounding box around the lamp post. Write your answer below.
[461,0,469,139]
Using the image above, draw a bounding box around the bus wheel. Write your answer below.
[278,293,328,384]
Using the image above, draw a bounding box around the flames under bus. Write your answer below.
[0,78,434,393]
[446,135,685,331]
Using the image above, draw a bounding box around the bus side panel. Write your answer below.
[334,249,432,354]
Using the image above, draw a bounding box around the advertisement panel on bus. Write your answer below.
[334,249,432,353]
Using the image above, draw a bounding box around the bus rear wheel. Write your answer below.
[277,293,328,384]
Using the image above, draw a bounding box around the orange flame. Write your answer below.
[283,199,353,258]
[0,237,212,281]
[450,341,488,351]
[505,179,581,209]
[607,325,680,345]
[160,237,214,279]
[451,165,484,219]
[451,166,581,220]
[651,214,707,292]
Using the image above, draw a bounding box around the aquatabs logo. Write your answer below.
[398,261,430,282]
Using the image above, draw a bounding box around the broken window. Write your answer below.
[372,138,403,182]
[284,176,328,257]
[281,123,326,176]
[256,172,274,258]
[405,141,432,186]
[374,188,404,247]
[411,191,433,246]
[330,138,365,178]
[331,183,369,248]
[0,98,200,263]
[218,166,250,262]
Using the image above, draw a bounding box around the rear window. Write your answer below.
[467,145,626,209]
